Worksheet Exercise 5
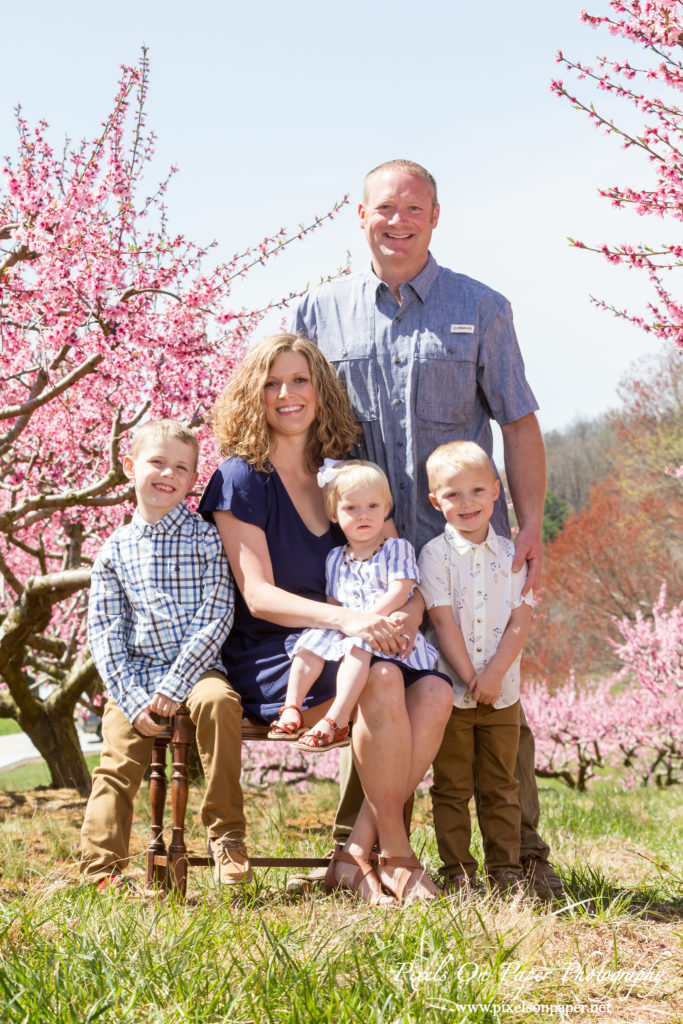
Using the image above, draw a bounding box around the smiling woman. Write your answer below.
[198,334,370,723]
[263,350,318,436]
[198,333,453,904]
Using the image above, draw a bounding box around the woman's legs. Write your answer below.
[331,662,453,901]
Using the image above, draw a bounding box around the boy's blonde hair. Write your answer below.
[129,419,199,471]
[426,440,496,492]
[322,460,392,520]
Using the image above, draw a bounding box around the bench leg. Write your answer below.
[168,712,195,896]
[145,734,169,890]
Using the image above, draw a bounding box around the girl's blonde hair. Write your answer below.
[211,334,359,473]
[426,440,496,492]
[322,460,393,520]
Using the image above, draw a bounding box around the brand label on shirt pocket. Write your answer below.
[450,324,475,334]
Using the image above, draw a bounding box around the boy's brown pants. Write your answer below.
[80,670,244,880]
[431,700,521,876]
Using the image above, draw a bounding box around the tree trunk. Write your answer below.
[16,708,92,794]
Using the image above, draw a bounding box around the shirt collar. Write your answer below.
[444,521,501,556]
[367,252,439,304]
[132,501,191,538]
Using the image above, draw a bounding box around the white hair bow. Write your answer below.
[317,458,344,488]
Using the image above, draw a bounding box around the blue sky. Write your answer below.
[3,0,667,438]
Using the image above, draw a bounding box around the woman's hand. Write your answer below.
[388,589,426,658]
[341,609,404,656]
[388,611,416,658]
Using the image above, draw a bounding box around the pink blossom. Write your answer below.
[556,1,683,347]
[524,587,683,789]
[0,49,350,726]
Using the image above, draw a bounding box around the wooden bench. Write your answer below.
[145,709,331,896]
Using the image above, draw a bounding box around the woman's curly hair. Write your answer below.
[212,334,360,473]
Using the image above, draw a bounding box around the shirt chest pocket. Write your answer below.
[416,331,479,426]
[317,317,378,423]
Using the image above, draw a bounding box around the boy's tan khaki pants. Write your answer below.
[80,670,244,880]
[431,700,521,876]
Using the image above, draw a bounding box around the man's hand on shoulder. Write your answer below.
[512,525,542,594]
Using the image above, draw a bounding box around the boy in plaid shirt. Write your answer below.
[80,420,250,889]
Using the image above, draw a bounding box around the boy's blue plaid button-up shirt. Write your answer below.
[87,502,234,723]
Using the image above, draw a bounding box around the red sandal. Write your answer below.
[295,717,350,752]
[267,704,305,740]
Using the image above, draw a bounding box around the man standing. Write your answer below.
[291,159,562,898]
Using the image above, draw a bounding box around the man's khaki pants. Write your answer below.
[80,671,244,880]
[334,701,551,862]
[431,701,521,875]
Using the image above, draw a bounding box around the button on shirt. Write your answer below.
[417,523,533,709]
[87,502,234,723]
[292,253,538,553]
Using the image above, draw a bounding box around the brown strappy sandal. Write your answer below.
[375,853,439,905]
[324,849,396,906]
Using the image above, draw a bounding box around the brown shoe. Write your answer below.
[285,864,330,896]
[521,855,564,900]
[209,833,253,885]
[440,871,475,894]
[488,869,525,897]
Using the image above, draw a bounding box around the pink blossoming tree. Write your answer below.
[552,0,683,346]
[0,52,348,791]
[523,586,683,790]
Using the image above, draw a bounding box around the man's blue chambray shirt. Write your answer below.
[87,502,234,724]
[292,253,539,553]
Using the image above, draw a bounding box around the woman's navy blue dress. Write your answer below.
[198,457,343,723]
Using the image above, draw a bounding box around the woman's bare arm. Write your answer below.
[215,510,403,653]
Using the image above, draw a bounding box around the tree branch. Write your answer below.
[52,656,100,712]
[0,352,104,424]
[0,567,91,676]
[0,467,132,533]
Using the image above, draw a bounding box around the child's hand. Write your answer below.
[469,668,501,706]
[133,709,166,737]
[149,693,180,719]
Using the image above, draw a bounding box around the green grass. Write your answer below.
[0,719,21,736]
[0,778,681,1023]
[0,753,101,792]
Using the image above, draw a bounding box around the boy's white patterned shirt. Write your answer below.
[87,502,234,723]
[417,523,533,709]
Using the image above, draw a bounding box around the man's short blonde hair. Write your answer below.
[364,159,438,206]
[426,441,496,492]
[322,460,393,520]
[129,419,199,471]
